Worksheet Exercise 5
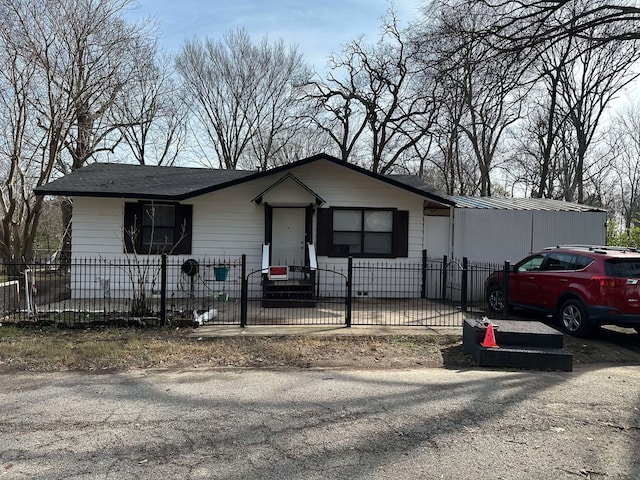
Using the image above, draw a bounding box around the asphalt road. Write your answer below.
[1,364,639,480]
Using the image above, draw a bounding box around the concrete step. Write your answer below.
[261,298,317,308]
[464,317,564,349]
[467,343,573,371]
[463,317,572,371]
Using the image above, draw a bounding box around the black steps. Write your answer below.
[262,280,316,308]
[463,317,573,371]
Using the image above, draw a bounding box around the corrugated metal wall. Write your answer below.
[531,210,606,252]
[450,208,607,264]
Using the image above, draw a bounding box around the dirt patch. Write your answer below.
[0,325,638,372]
[0,327,470,371]
[563,330,640,366]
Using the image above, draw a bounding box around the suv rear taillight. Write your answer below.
[592,276,616,288]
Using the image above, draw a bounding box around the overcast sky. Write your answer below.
[126,0,423,73]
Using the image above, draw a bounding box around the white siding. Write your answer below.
[423,215,450,258]
[191,182,268,266]
[260,175,317,205]
[447,207,607,302]
[72,197,125,257]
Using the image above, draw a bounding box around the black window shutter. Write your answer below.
[173,204,192,254]
[123,202,140,253]
[394,210,409,257]
[316,208,332,256]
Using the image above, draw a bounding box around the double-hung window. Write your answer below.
[124,201,192,254]
[141,204,175,251]
[332,209,394,255]
[317,207,409,258]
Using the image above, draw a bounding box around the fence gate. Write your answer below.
[242,264,349,326]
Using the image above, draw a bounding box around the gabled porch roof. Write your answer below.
[252,173,325,205]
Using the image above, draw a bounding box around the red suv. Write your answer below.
[485,245,640,336]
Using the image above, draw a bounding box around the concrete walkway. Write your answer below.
[191,324,462,337]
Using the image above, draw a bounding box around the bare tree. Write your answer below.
[459,49,524,196]
[305,60,371,164]
[429,0,640,201]
[267,121,333,166]
[556,33,640,202]
[509,36,577,198]
[311,12,440,174]
[175,28,312,170]
[0,22,49,264]
[424,2,526,196]
[530,42,573,198]
[114,54,187,166]
[0,0,158,264]
[606,103,640,233]
[416,57,478,194]
[247,43,314,170]
[512,19,640,202]
[33,197,64,261]
[458,0,640,53]
[429,105,480,195]
[16,0,158,173]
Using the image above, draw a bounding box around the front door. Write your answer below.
[271,207,306,266]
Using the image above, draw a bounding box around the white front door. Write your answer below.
[271,208,306,266]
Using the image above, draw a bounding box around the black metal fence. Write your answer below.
[0,253,500,328]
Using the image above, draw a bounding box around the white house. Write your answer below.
[36,153,607,302]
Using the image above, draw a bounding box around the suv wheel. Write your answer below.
[487,284,505,314]
[559,299,591,337]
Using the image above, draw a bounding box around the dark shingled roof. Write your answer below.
[35,153,456,205]
[35,162,256,200]
[385,174,443,197]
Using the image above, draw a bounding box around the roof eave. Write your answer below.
[34,190,187,201]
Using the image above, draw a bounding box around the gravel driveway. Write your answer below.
[1,364,639,479]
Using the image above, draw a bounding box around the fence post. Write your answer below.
[503,260,510,320]
[160,254,167,326]
[240,254,247,328]
[441,255,448,301]
[421,249,427,299]
[346,256,352,327]
[461,257,468,312]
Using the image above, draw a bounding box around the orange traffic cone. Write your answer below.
[481,323,499,348]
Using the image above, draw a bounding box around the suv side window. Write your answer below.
[544,252,594,271]
[544,252,574,271]
[574,254,594,270]
[517,254,545,272]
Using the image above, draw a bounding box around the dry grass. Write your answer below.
[2,325,636,372]
[0,326,468,372]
